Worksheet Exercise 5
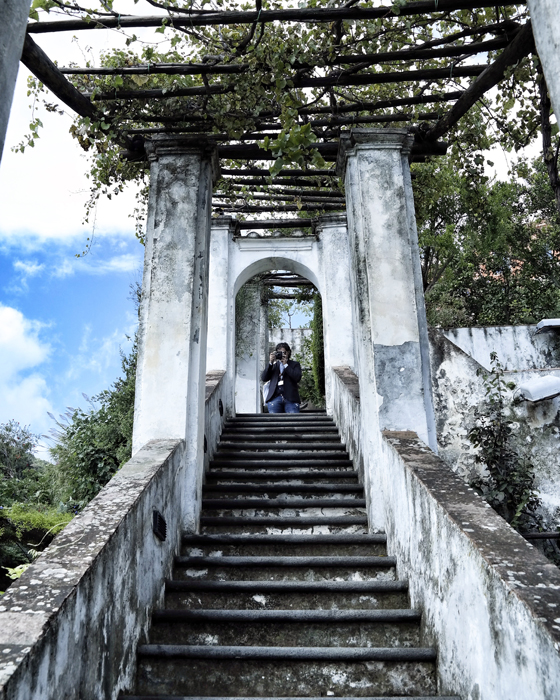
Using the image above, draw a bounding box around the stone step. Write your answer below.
[148,609,422,647]
[213,451,350,461]
[227,414,330,422]
[203,484,363,494]
[222,425,340,434]
[209,459,354,469]
[181,533,385,557]
[200,515,369,534]
[206,469,359,482]
[173,555,396,582]
[123,695,460,700]
[220,433,342,442]
[201,508,367,522]
[134,646,437,697]
[202,498,367,509]
[217,443,348,452]
[165,579,409,611]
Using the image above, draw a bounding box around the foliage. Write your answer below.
[414,156,560,327]
[20,1,538,228]
[468,352,540,532]
[49,338,137,509]
[311,292,325,400]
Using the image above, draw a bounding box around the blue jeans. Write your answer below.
[267,394,300,413]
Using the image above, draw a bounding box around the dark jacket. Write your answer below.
[261,359,302,403]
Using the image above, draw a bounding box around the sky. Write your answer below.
[0,30,146,457]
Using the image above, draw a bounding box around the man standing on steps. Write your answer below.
[261,342,302,413]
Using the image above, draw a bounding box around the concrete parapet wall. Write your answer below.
[0,439,184,700]
[382,431,560,700]
[204,369,227,466]
[442,325,560,372]
[430,328,560,525]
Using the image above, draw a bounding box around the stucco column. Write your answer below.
[527,2,560,119]
[0,0,32,163]
[133,137,218,531]
[316,213,355,412]
[337,128,436,451]
[207,216,236,414]
[235,281,264,413]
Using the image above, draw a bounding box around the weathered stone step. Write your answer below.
[123,695,460,700]
[209,459,354,469]
[203,484,363,494]
[206,469,359,481]
[223,425,339,433]
[213,451,349,461]
[227,414,330,422]
[134,647,437,696]
[217,443,348,453]
[164,579,409,611]
[220,434,342,443]
[200,515,369,534]
[202,508,367,522]
[173,555,395,582]
[149,609,421,647]
[181,533,385,557]
[202,498,367,509]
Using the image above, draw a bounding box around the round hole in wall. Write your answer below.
[219,399,224,416]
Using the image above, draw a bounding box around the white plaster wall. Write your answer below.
[430,329,560,529]
[443,325,560,372]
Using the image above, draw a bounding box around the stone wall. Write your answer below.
[429,328,560,527]
[0,439,184,700]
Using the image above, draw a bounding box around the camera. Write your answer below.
[275,351,283,360]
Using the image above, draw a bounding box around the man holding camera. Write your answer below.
[261,342,302,413]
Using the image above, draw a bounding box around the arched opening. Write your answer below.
[234,265,326,415]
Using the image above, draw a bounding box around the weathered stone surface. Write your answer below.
[429,327,560,527]
[0,0,31,162]
[338,128,436,451]
[527,1,560,119]
[382,430,560,700]
[0,439,184,700]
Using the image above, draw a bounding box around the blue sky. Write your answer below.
[1,51,143,457]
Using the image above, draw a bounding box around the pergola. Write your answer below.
[18,0,535,223]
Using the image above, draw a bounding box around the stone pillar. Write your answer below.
[0,0,32,163]
[207,216,236,414]
[235,281,263,414]
[133,137,218,531]
[317,213,356,411]
[527,2,560,119]
[338,128,437,451]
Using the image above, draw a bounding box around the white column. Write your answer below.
[338,128,436,450]
[316,213,356,411]
[207,216,236,415]
[527,2,560,119]
[133,137,218,531]
[235,282,263,414]
[0,0,32,163]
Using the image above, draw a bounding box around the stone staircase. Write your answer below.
[121,412,459,700]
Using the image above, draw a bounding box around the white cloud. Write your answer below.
[14,260,45,277]
[53,252,142,278]
[0,304,54,442]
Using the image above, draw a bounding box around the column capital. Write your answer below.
[316,213,348,235]
[211,215,237,234]
[146,135,220,184]
[336,128,414,178]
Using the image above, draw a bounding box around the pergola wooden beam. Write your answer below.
[425,21,535,141]
[20,34,97,119]
[26,1,526,34]
[88,65,487,100]
[59,36,512,78]
[237,219,315,229]
[219,183,344,196]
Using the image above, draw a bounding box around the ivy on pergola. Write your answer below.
[19,0,538,221]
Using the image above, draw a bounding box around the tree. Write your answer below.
[414,156,560,327]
